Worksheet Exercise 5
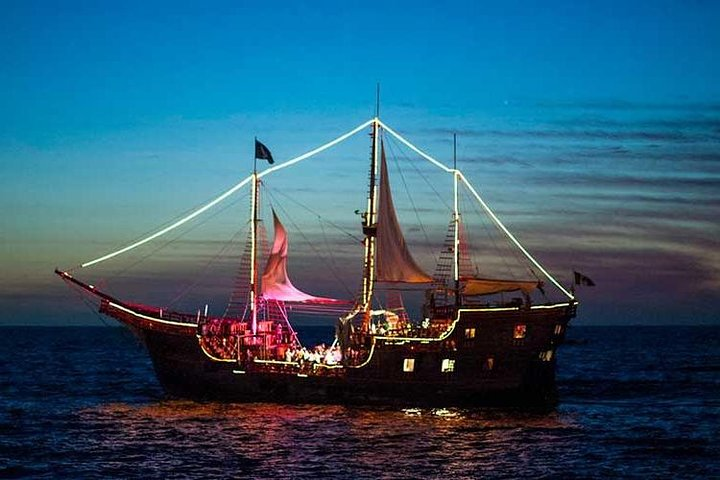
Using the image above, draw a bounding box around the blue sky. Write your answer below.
[1,0,719,325]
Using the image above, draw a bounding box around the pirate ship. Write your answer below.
[57,115,578,406]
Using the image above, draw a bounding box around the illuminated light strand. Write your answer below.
[457,172,575,300]
[250,173,258,334]
[315,363,344,370]
[198,341,237,363]
[80,175,253,268]
[257,118,374,180]
[364,119,380,311]
[350,311,458,369]
[453,171,460,284]
[108,301,197,328]
[80,118,374,269]
[378,120,454,173]
[348,341,377,369]
[530,302,575,310]
[253,359,299,366]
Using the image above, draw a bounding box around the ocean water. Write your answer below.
[0,325,718,479]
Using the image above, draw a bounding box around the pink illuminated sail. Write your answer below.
[376,142,433,283]
[261,210,346,304]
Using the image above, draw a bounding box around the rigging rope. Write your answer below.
[385,134,451,211]
[378,120,454,173]
[265,187,354,297]
[66,280,112,326]
[318,219,354,296]
[79,119,374,269]
[167,222,249,308]
[108,191,250,280]
[457,172,574,300]
[384,135,439,263]
[264,184,361,243]
[461,187,527,281]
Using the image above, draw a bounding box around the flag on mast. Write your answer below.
[573,271,596,287]
[255,139,274,164]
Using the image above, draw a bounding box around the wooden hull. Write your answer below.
[105,300,575,407]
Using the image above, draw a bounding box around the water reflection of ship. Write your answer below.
[57,114,578,406]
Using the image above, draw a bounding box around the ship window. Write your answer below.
[554,324,563,335]
[403,358,415,372]
[513,324,527,339]
[484,357,495,371]
[441,358,455,373]
[539,350,553,362]
[464,327,476,339]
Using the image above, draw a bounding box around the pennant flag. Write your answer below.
[573,271,596,287]
[255,139,274,164]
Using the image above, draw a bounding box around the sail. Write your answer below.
[462,278,539,296]
[376,142,433,283]
[261,210,344,304]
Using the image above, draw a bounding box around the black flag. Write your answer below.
[573,271,595,287]
[255,139,274,164]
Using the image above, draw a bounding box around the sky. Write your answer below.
[1,0,719,326]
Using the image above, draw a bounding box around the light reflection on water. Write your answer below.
[67,401,581,479]
[1,326,718,479]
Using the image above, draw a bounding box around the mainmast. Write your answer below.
[360,118,380,315]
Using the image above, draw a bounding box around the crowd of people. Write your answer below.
[284,343,343,366]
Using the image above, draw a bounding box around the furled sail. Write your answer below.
[376,142,433,283]
[261,210,345,304]
[462,278,539,296]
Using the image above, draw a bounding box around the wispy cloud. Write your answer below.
[426,127,717,143]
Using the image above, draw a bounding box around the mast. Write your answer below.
[359,86,382,318]
[361,118,380,314]
[453,133,461,307]
[250,147,260,335]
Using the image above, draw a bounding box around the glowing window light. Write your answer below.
[403,358,415,372]
[540,350,554,362]
[441,358,455,373]
[484,357,495,371]
[513,324,527,339]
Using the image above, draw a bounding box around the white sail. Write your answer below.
[375,142,433,283]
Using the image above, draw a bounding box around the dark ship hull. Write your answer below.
[93,289,575,407]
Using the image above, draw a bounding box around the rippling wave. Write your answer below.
[1,326,718,479]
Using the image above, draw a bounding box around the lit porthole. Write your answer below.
[554,324,563,335]
[465,327,476,339]
[513,324,527,339]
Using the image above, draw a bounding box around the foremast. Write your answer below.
[250,162,260,335]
